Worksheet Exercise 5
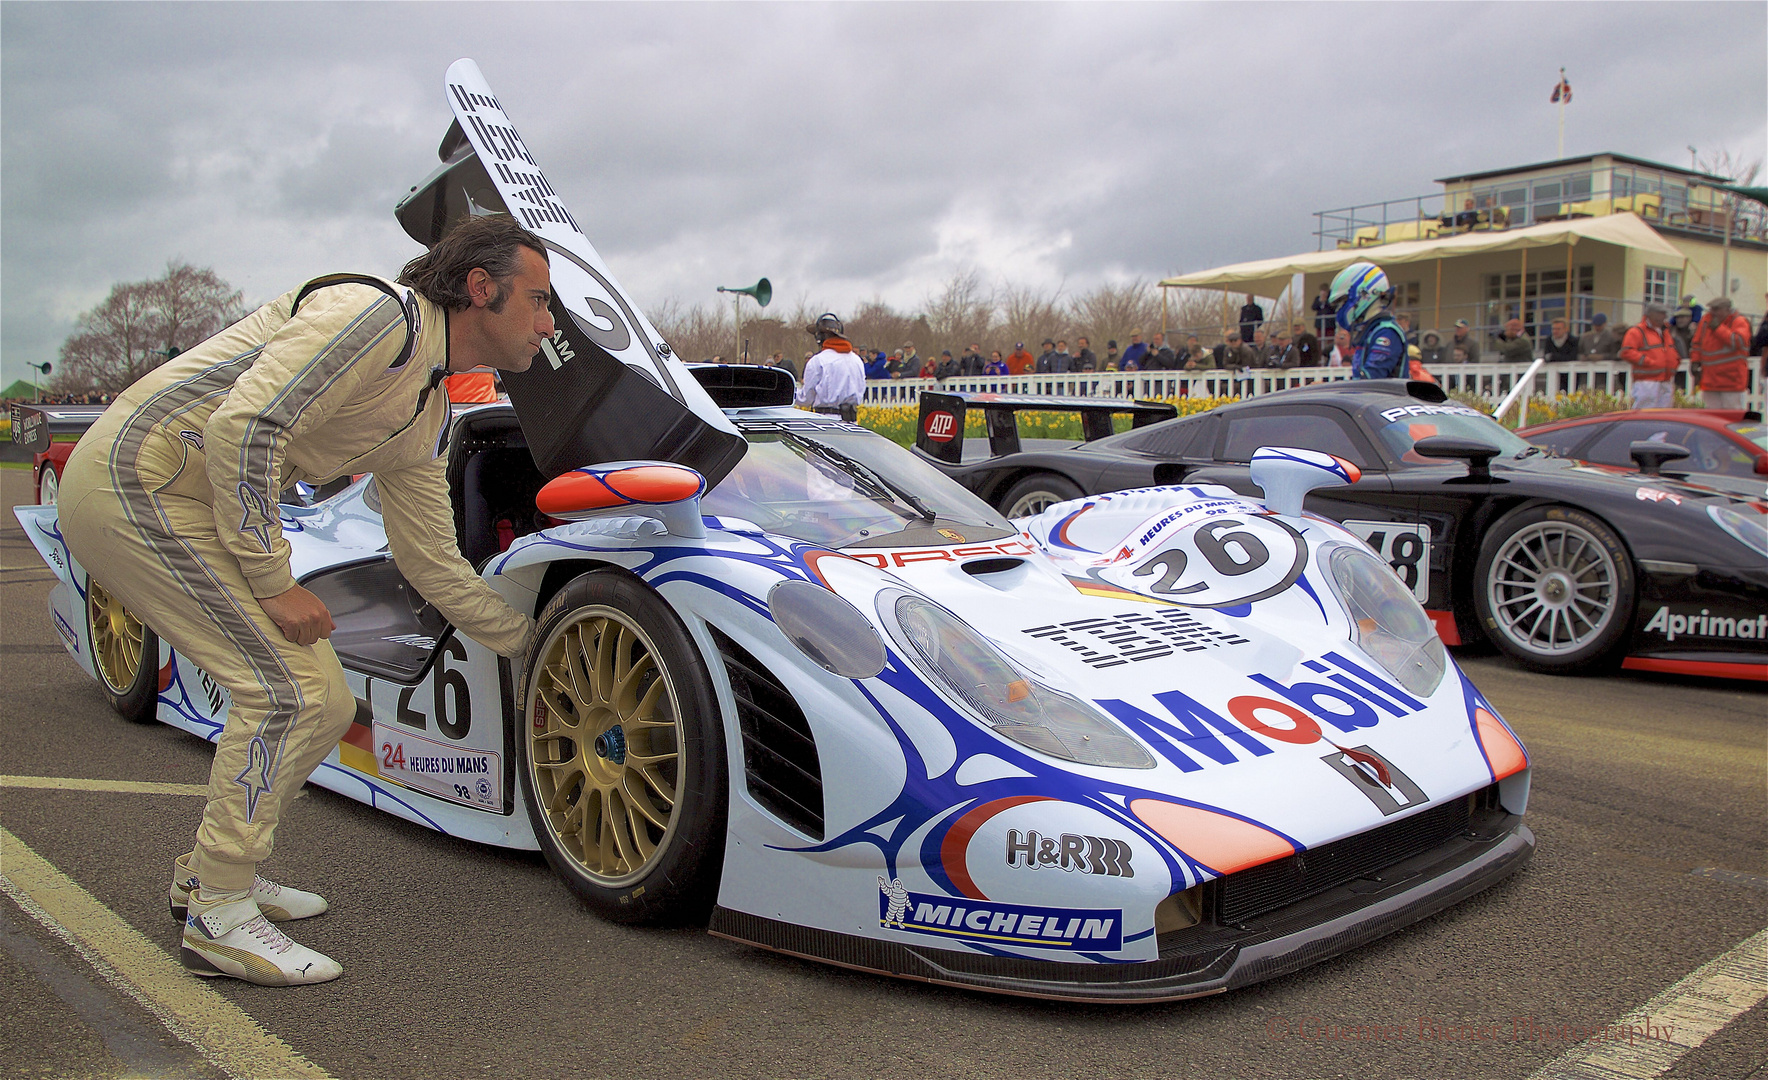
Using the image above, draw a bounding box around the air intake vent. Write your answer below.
[712,628,824,840]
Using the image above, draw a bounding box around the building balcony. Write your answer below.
[1314,159,1766,251]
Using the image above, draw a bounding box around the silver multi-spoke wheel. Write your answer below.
[38,466,59,506]
[1000,474,1083,519]
[1487,520,1618,656]
[1476,506,1633,673]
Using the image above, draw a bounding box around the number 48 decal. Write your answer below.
[1341,520,1431,602]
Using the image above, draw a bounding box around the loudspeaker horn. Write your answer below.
[717,277,772,308]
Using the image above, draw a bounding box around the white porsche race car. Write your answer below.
[12,61,1532,1003]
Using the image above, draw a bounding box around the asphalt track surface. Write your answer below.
[2,464,1763,1080]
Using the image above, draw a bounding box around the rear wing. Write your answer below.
[8,403,106,455]
[913,392,1176,464]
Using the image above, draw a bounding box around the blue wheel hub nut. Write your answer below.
[594,725,627,765]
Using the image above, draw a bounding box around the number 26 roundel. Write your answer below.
[1098,514,1307,608]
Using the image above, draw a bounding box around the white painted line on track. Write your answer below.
[1527,925,1768,1080]
[2,774,208,796]
[0,825,333,1080]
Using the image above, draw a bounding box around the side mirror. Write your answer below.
[1628,441,1690,477]
[1753,456,1768,477]
[1413,436,1501,479]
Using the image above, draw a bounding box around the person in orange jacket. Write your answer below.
[1689,297,1753,410]
[1620,303,1680,408]
[1006,342,1037,376]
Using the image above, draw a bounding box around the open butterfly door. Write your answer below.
[395,59,746,486]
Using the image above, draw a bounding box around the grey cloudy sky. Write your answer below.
[4,1,1764,387]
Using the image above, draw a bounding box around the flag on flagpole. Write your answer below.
[1550,68,1572,103]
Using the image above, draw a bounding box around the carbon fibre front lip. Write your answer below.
[709,815,1534,1003]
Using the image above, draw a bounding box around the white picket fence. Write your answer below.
[859,361,1764,420]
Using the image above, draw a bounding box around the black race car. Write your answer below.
[913,383,1768,681]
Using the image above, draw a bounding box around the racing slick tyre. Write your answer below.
[36,464,59,507]
[1000,473,1084,518]
[519,570,727,925]
[1473,504,1634,674]
[86,577,159,723]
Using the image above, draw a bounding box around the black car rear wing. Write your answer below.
[8,403,106,455]
[913,392,1176,464]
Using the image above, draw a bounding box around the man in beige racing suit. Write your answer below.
[58,214,554,986]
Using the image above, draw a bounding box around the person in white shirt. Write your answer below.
[1329,328,1353,367]
[794,312,866,421]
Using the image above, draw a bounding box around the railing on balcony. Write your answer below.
[1314,164,1767,251]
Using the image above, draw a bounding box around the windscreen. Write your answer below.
[1728,420,1766,453]
[1371,405,1534,464]
[704,423,1015,548]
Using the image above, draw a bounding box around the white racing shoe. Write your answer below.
[169,855,328,922]
[181,893,342,986]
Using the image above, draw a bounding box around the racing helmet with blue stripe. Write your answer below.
[1329,262,1393,331]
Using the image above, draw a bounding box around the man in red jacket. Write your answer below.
[1621,303,1680,408]
[1690,297,1753,411]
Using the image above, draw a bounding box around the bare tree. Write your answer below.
[1161,287,1235,344]
[149,261,244,358]
[54,262,244,394]
[997,282,1066,355]
[922,269,995,351]
[1067,279,1158,354]
[55,281,159,393]
[1694,146,1762,186]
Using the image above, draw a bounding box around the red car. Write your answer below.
[1520,409,1768,498]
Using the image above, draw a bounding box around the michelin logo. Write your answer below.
[1642,606,1766,642]
[878,886,1122,950]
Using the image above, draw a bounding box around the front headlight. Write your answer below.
[1323,543,1445,697]
[1709,504,1768,560]
[880,592,1155,769]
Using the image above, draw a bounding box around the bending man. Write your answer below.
[58,214,552,986]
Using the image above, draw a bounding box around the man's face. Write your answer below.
[1505,319,1523,335]
[1130,334,1142,344]
[1551,321,1566,336]
[1077,337,1089,348]
[1253,330,1266,345]
[1057,341,1067,352]
[1336,330,1351,348]
[469,247,554,372]
[1455,326,1469,339]
[1646,310,1667,328]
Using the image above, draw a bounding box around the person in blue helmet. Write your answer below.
[1328,261,1408,380]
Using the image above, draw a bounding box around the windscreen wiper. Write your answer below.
[777,429,938,521]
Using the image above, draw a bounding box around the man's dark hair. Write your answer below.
[399,214,548,312]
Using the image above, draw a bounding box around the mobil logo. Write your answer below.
[923,410,958,443]
[1096,651,1428,773]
